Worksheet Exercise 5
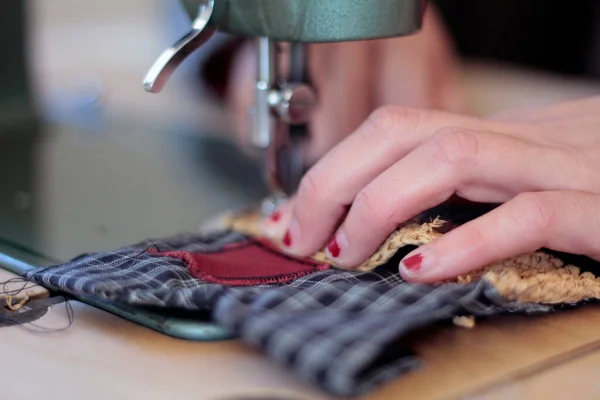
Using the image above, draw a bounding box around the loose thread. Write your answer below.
[0,279,74,333]
[0,297,74,333]
[5,293,29,311]
[0,241,161,333]
[1,276,39,297]
[0,276,43,312]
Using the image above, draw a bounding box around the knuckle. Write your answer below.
[429,127,481,167]
[464,223,489,254]
[354,189,378,217]
[353,188,385,225]
[353,188,398,230]
[509,192,556,231]
[361,106,423,144]
[573,151,600,193]
[297,172,322,203]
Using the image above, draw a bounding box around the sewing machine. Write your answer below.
[143,0,426,211]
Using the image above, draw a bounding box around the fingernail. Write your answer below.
[325,231,348,260]
[402,253,423,271]
[327,237,341,258]
[261,209,286,239]
[282,230,292,247]
[270,210,282,223]
[400,248,434,278]
[281,218,300,250]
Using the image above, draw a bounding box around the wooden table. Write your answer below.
[4,264,600,400]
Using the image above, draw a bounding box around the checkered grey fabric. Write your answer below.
[23,227,557,397]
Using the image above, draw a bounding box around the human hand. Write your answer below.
[225,6,465,166]
[261,96,600,282]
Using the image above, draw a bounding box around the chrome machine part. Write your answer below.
[143,1,316,205]
[143,0,217,93]
[249,37,316,206]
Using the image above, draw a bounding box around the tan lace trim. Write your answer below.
[224,210,600,306]
[226,211,445,271]
[461,252,600,305]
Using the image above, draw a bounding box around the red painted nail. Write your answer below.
[327,237,341,258]
[270,211,282,222]
[402,253,423,271]
[282,230,292,247]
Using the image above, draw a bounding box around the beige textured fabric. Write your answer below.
[225,210,600,306]
[225,211,445,271]
[462,253,600,305]
[0,283,48,311]
[452,316,476,329]
[0,294,30,311]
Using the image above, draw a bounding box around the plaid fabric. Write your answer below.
[24,226,556,397]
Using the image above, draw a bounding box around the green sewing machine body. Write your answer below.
[181,0,424,42]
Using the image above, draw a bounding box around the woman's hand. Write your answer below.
[226,6,465,165]
[262,96,600,282]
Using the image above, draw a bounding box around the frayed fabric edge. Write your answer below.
[225,210,600,306]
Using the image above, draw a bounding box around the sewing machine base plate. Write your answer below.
[0,240,236,341]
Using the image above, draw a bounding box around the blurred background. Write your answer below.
[1,0,600,263]
[0,0,268,263]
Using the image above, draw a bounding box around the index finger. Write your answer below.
[280,106,518,258]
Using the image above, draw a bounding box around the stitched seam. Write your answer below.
[193,268,325,286]
[150,247,329,286]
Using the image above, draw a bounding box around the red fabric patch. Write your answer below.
[150,239,330,286]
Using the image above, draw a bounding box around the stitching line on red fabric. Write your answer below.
[148,238,330,286]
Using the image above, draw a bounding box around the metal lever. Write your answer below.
[252,39,316,214]
[270,83,315,125]
[143,0,216,93]
[142,1,316,211]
